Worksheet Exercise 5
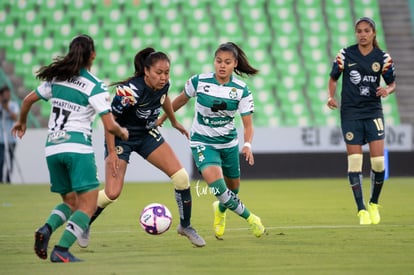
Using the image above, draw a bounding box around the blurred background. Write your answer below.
[1,0,413,182]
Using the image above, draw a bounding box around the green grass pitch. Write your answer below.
[1,178,413,275]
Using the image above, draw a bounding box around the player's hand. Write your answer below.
[156,118,164,127]
[376,86,389,98]
[156,114,168,127]
[327,97,338,110]
[242,146,254,166]
[171,121,189,139]
[11,122,26,139]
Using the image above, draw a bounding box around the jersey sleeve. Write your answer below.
[111,84,138,115]
[35,81,53,100]
[382,52,396,85]
[89,82,111,115]
[239,87,254,116]
[329,48,345,80]
[184,74,199,98]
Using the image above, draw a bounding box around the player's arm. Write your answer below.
[376,81,396,97]
[161,95,189,138]
[103,113,125,177]
[101,112,128,141]
[170,90,190,112]
[241,114,254,166]
[327,77,338,110]
[158,91,189,125]
[12,91,40,139]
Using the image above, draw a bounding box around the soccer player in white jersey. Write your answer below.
[160,42,265,239]
[12,35,128,263]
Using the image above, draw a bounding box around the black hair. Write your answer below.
[111,47,170,86]
[214,42,259,77]
[36,34,95,82]
[355,17,380,49]
[0,85,10,95]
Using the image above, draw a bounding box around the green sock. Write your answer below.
[57,210,90,248]
[46,203,72,232]
[210,179,250,219]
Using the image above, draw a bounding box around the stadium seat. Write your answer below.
[0,0,400,127]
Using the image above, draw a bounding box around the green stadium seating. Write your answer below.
[0,0,401,128]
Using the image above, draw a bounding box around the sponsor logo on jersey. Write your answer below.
[349,70,361,85]
[67,77,87,89]
[362,75,377,82]
[203,85,210,93]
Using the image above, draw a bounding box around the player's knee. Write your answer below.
[171,168,190,190]
[371,156,385,172]
[97,189,117,208]
[348,154,363,172]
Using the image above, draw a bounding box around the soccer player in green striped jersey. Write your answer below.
[161,42,265,239]
[12,35,128,262]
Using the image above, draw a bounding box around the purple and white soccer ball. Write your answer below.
[139,203,172,235]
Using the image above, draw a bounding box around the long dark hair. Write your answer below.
[214,42,259,77]
[111,47,170,86]
[355,17,380,49]
[36,34,95,82]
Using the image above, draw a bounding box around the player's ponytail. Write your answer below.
[36,34,95,82]
[134,47,155,77]
[215,42,259,77]
[134,48,170,77]
[111,47,170,86]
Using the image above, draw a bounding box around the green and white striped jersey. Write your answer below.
[36,68,111,156]
[184,72,254,149]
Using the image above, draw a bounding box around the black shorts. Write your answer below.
[105,128,165,162]
[341,117,385,145]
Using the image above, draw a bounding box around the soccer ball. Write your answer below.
[139,203,172,235]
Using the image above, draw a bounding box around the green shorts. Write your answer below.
[191,144,240,179]
[46,152,100,194]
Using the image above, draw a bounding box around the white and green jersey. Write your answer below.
[184,72,254,149]
[36,68,111,156]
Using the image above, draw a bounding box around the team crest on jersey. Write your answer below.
[372,62,380,72]
[229,88,237,99]
[345,132,354,141]
[196,145,206,163]
[160,94,166,105]
[115,145,124,155]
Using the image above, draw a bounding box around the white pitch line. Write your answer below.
[1,224,413,238]
[224,224,414,231]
